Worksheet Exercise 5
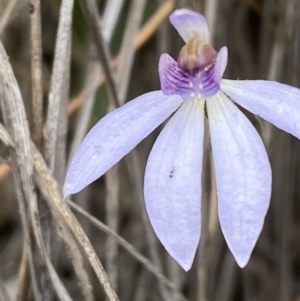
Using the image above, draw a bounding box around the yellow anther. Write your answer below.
[197,94,201,99]
[199,84,203,89]
[189,82,193,87]
[190,92,195,98]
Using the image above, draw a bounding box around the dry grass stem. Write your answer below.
[29,0,43,148]
[102,0,125,41]
[78,0,120,108]
[44,0,74,170]
[116,0,147,104]
[42,1,74,298]
[15,245,30,301]
[204,0,218,42]
[32,144,120,301]
[58,223,94,301]
[0,0,18,36]
[0,122,14,147]
[105,166,119,290]
[67,58,100,165]
[0,41,42,301]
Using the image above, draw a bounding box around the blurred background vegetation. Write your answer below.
[0,0,299,300]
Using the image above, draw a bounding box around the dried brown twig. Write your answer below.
[33,143,120,301]
[29,0,43,148]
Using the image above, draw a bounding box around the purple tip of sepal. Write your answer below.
[169,9,210,43]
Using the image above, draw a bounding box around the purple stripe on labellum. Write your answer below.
[159,54,191,97]
[159,44,225,100]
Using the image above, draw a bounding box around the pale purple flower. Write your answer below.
[64,9,300,271]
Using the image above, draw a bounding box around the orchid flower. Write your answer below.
[64,9,300,271]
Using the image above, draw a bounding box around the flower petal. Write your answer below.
[64,91,183,197]
[169,9,209,43]
[221,79,300,139]
[214,46,228,82]
[207,92,271,267]
[159,53,191,97]
[144,100,205,271]
[158,52,224,99]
